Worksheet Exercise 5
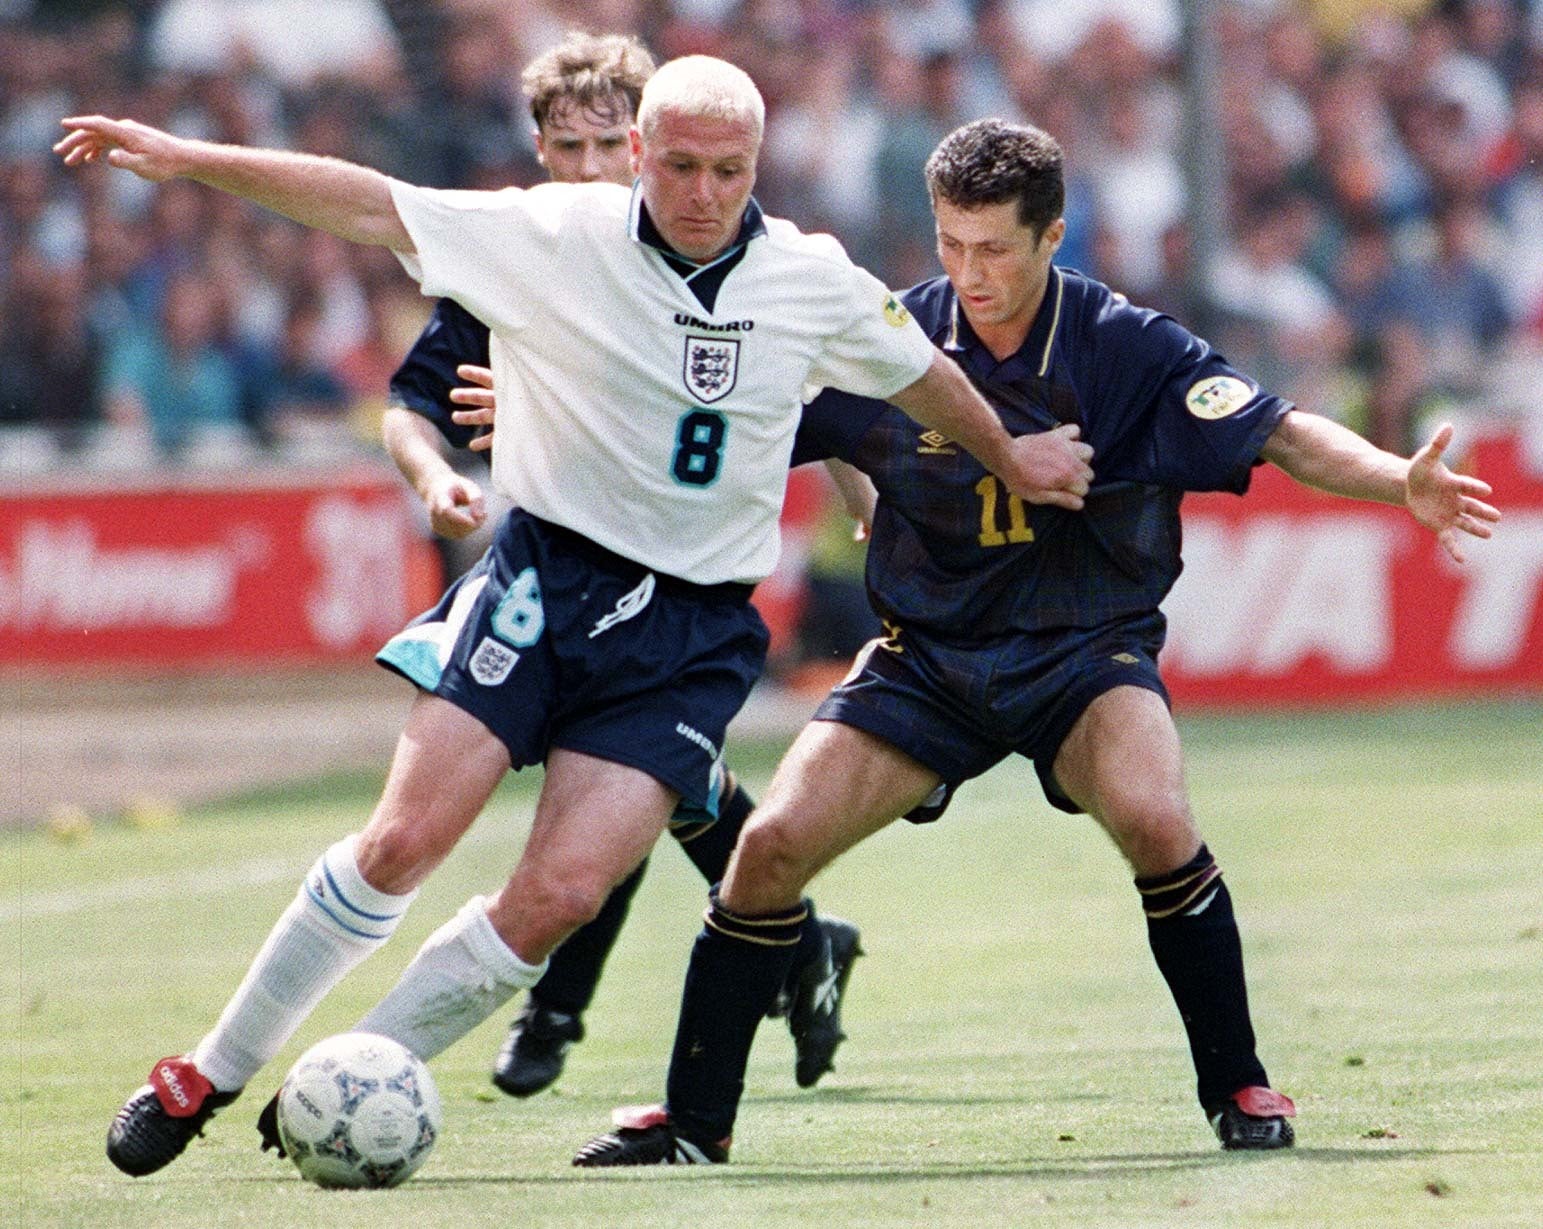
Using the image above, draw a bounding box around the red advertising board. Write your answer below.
[2,465,423,669]
[1162,431,1543,706]
[6,434,1541,704]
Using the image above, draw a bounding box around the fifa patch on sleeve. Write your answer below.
[882,293,912,328]
[1185,375,1253,420]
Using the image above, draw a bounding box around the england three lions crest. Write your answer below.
[683,336,739,403]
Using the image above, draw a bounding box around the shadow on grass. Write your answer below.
[238,1144,1458,1190]
[747,1085,1065,1107]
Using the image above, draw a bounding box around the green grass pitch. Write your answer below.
[7,699,1542,1228]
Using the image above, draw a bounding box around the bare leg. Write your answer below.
[1051,685,1274,1117]
[356,747,677,1062]
[1050,684,1199,876]
[487,747,678,960]
[721,722,941,913]
[354,694,515,893]
[193,694,511,1090]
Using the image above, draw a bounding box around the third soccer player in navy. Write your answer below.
[572,118,1501,1166]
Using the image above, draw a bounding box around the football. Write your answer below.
[275,1032,442,1189]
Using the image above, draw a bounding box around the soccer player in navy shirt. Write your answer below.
[383,31,863,1100]
[574,118,1500,1164]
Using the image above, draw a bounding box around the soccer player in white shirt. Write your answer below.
[58,55,1094,1177]
[384,31,872,1102]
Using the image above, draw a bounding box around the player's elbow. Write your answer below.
[359,208,415,253]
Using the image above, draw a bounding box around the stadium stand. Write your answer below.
[5,0,1542,667]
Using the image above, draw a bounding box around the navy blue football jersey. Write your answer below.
[793,268,1293,638]
[389,298,491,450]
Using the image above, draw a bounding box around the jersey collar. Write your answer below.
[629,184,767,313]
[942,265,1066,379]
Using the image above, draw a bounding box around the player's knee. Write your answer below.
[354,821,448,895]
[513,867,609,935]
[732,814,815,895]
[1098,789,1197,876]
[550,879,609,932]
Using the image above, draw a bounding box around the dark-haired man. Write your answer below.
[384,29,862,1104]
[573,118,1499,1165]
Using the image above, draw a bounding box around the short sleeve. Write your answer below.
[388,180,550,334]
[805,261,936,402]
[792,388,889,467]
[388,299,491,450]
[1080,294,1291,493]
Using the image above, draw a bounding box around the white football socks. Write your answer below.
[353,895,547,1062]
[191,835,416,1092]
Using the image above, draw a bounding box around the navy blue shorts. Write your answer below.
[378,510,769,815]
[815,614,1170,817]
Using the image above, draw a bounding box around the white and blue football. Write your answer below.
[276,1032,441,1189]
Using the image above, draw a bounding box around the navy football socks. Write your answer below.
[665,889,805,1143]
[676,780,754,882]
[1137,844,1269,1108]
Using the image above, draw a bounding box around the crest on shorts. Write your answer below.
[468,636,518,686]
[683,336,739,403]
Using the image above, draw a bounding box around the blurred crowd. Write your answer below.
[4,0,1543,471]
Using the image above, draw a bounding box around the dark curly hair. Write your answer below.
[924,119,1064,240]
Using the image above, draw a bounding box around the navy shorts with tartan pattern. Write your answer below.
[377,510,769,816]
[815,613,1171,817]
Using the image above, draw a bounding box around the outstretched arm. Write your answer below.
[1258,410,1501,562]
[55,116,412,251]
[889,349,1094,510]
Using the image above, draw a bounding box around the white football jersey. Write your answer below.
[389,179,934,585]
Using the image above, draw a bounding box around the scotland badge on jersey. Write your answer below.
[683,336,739,403]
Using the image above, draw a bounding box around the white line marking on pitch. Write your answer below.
[3,811,529,925]
[2,855,302,925]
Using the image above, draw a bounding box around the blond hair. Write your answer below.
[635,56,765,141]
